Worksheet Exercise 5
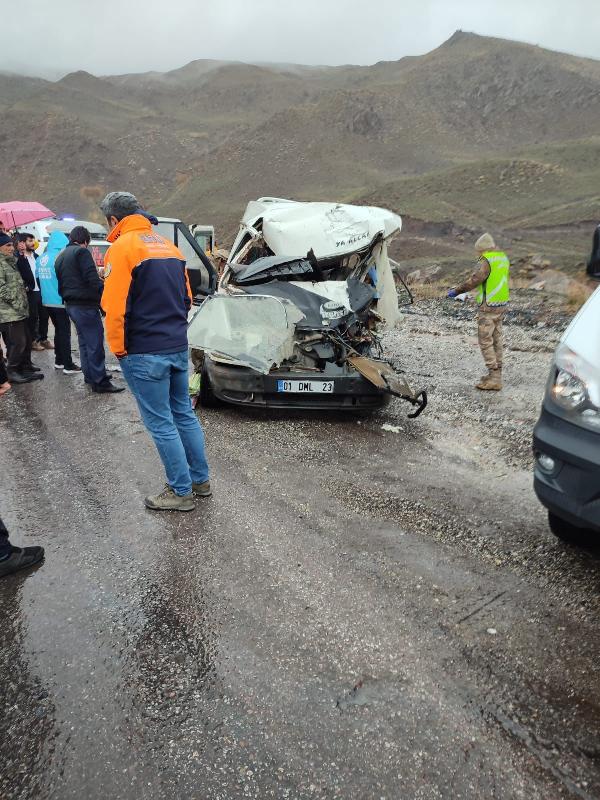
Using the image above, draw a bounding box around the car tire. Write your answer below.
[548,511,596,546]
[198,362,221,408]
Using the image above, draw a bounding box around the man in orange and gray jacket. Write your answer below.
[447,233,510,391]
[100,191,211,512]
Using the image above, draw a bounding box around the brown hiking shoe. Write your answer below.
[31,341,45,351]
[40,339,54,350]
[144,485,195,512]
[192,480,212,497]
[476,369,503,391]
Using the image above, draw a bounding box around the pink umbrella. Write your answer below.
[0,201,55,230]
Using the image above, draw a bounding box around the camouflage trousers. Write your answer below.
[477,307,505,371]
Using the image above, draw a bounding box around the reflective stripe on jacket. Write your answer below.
[101,214,192,357]
[476,250,510,306]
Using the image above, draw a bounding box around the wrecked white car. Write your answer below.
[188,198,426,415]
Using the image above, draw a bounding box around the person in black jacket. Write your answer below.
[587,224,600,279]
[55,226,123,394]
[0,513,44,578]
[16,233,52,351]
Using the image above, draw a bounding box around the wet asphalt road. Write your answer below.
[2,338,600,800]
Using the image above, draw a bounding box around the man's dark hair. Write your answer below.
[17,232,34,242]
[69,226,91,245]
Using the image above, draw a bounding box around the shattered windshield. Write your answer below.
[187,294,305,374]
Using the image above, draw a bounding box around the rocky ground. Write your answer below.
[383,290,568,473]
[2,293,600,800]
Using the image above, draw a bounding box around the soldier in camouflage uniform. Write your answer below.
[0,233,43,384]
[448,233,510,391]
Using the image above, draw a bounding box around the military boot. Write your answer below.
[476,369,503,391]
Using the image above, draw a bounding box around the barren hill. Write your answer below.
[1,31,599,272]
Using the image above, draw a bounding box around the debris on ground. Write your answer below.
[381,423,403,434]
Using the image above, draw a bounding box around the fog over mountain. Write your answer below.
[3,0,600,78]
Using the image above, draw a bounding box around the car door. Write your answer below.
[154,220,217,300]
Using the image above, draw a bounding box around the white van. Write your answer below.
[18,218,107,254]
[533,287,600,543]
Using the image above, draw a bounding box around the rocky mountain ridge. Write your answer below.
[0,31,598,272]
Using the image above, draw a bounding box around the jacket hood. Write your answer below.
[475,232,496,252]
[107,213,152,243]
[46,230,69,254]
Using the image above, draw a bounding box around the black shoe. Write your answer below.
[21,370,44,380]
[23,364,41,372]
[92,381,125,393]
[63,365,82,374]
[6,370,42,384]
[0,546,45,578]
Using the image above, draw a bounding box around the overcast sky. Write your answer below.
[3,0,599,78]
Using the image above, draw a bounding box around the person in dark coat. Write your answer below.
[16,233,52,350]
[0,346,9,394]
[587,223,600,279]
[0,513,44,578]
[55,226,123,393]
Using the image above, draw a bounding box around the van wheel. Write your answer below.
[548,511,596,546]
[198,362,221,408]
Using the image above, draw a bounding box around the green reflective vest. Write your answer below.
[476,250,510,306]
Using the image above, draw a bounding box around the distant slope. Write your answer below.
[162,31,600,235]
[0,31,598,269]
[360,138,600,229]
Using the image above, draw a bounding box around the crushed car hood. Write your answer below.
[188,294,305,374]
[242,277,375,330]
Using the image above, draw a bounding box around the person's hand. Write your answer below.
[447,289,458,298]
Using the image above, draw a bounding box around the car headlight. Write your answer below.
[552,369,588,410]
[547,345,600,431]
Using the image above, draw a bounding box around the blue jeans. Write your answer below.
[120,351,209,496]
[66,305,109,386]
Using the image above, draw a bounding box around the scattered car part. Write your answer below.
[347,355,427,418]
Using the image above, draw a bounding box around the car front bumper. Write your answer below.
[533,403,600,532]
[206,360,389,411]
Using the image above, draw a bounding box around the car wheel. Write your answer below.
[198,362,221,408]
[548,511,596,546]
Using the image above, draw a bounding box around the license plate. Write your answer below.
[277,379,334,393]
